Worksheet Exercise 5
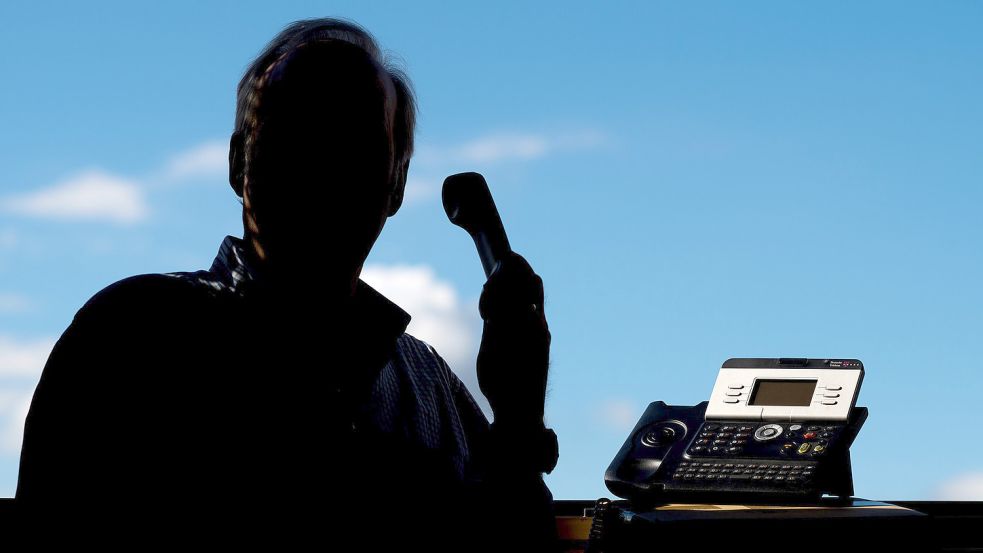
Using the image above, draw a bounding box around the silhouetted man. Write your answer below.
[16,18,558,551]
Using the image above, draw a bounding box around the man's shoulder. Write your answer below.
[394,333,448,374]
[393,333,473,397]
[75,271,219,322]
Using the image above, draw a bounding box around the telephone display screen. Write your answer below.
[749,379,817,406]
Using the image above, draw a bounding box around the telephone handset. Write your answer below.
[605,358,867,504]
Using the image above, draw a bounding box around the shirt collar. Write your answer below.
[209,235,412,339]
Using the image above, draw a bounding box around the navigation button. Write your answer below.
[754,424,784,441]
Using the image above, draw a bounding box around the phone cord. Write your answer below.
[585,497,612,553]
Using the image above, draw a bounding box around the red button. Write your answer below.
[803,432,817,439]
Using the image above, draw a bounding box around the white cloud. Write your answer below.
[0,335,53,456]
[163,140,228,181]
[597,399,641,432]
[934,472,983,500]
[417,129,607,167]
[0,389,35,455]
[0,294,34,314]
[360,264,488,415]
[2,169,148,224]
[0,335,55,378]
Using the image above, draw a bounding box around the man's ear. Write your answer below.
[229,130,245,197]
[387,157,409,217]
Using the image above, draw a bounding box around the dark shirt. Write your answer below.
[16,235,556,550]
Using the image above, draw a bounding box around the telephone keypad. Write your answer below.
[673,461,815,485]
[688,421,844,459]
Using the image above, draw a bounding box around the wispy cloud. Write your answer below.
[1,169,148,225]
[596,399,641,432]
[161,140,228,181]
[0,229,16,250]
[934,472,983,500]
[402,176,440,205]
[404,129,607,204]
[360,264,488,415]
[0,294,34,314]
[416,129,607,167]
[0,335,55,378]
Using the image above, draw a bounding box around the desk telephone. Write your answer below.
[605,358,867,503]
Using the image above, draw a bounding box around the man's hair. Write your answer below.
[230,18,417,198]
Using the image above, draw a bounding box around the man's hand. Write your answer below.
[477,251,550,427]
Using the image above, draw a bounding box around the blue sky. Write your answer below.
[1,1,981,501]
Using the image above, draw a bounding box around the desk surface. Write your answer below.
[555,499,982,552]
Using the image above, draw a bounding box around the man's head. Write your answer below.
[229,19,416,291]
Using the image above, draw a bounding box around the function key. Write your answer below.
[797,443,812,455]
[724,399,740,404]
[807,426,822,432]
[727,447,743,455]
[725,391,743,397]
[821,400,838,405]
[803,432,817,440]
[689,446,707,455]
[705,424,721,431]
[789,424,803,431]
[721,426,737,432]
[728,385,745,389]
[738,425,754,432]
[826,386,842,391]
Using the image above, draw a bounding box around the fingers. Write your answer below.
[478,252,546,323]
